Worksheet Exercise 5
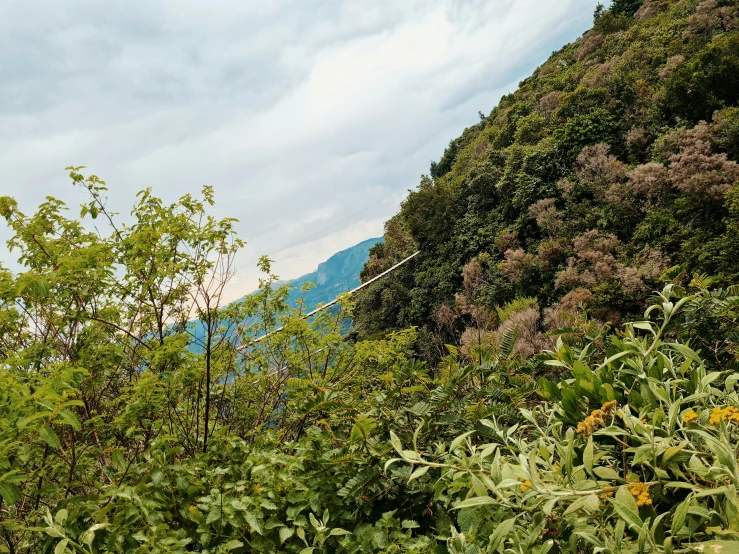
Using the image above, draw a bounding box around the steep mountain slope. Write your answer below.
[353,0,739,354]
[189,237,382,345]
[285,237,383,311]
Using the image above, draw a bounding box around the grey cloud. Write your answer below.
[0,0,599,295]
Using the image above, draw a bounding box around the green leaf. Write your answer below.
[408,465,429,483]
[616,485,639,513]
[279,527,294,544]
[574,531,602,547]
[564,495,599,516]
[384,458,402,472]
[39,426,61,449]
[54,540,69,554]
[453,496,498,510]
[488,516,517,552]
[245,512,263,535]
[610,500,642,530]
[611,486,642,529]
[54,509,68,526]
[56,409,81,431]
[223,540,243,550]
[309,512,323,531]
[389,431,403,455]
[672,498,690,535]
[584,436,594,476]
[0,483,21,504]
[593,466,621,480]
[450,431,474,452]
[81,523,106,546]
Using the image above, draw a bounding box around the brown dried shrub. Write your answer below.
[556,178,576,198]
[455,294,497,331]
[434,303,458,332]
[539,91,563,114]
[496,230,520,253]
[581,56,620,88]
[636,0,666,20]
[655,121,715,159]
[538,240,564,270]
[685,0,738,36]
[668,140,739,201]
[658,54,684,80]
[528,198,563,236]
[555,231,620,290]
[605,162,669,206]
[499,248,537,284]
[462,258,484,297]
[575,144,627,198]
[494,306,554,358]
[555,258,597,290]
[560,287,595,311]
[460,327,496,358]
[626,126,651,155]
[577,33,604,61]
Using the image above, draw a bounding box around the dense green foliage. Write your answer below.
[353,0,739,359]
[3,2,739,553]
[0,171,738,553]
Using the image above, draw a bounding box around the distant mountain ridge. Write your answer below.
[283,237,383,311]
[187,237,383,347]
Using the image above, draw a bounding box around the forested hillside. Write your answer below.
[1,1,739,553]
[354,0,739,359]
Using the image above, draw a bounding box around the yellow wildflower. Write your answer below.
[599,491,614,499]
[252,483,261,494]
[519,479,532,492]
[682,409,699,424]
[709,406,739,425]
[576,400,618,439]
[629,482,652,507]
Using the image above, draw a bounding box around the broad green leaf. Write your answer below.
[0,483,21,504]
[488,516,517,552]
[450,431,474,452]
[453,496,498,510]
[56,409,81,431]
[39,426,61,449]
[408,466,429,483]
[279,527,294,544]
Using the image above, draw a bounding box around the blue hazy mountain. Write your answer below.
[282,237,383,311]
[187,237,383,346]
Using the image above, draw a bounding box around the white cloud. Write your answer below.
[0,0,600,296]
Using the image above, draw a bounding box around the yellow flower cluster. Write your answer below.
[576,400,618,439]
[519,479,532,492]
[682,409,699,424]
[709,406,739,425]
[629,482,652,507]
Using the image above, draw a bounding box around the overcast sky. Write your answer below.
[0,0,600,300]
